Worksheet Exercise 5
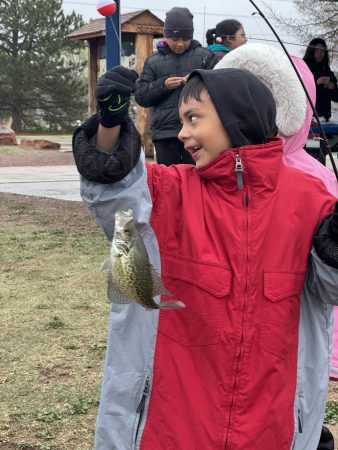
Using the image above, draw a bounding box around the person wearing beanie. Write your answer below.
[134,6,217,166]
[216,42,338,450]
[72,65,338,450]
[206,19,247,61]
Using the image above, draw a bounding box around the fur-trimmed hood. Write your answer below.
[215,43,306,137]
[215,43,338,196]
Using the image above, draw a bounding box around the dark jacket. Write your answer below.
[135,40,217,141]
[307,62,338,120]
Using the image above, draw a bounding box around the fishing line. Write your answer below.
[107,14,125,58]
[247,0,338,180]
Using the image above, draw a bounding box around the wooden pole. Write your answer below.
[135,33,154,157]
[88,39,100,116]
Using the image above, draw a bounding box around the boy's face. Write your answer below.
[166,38,192,54]
[178,90,232,169]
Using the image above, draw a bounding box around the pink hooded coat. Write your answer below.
[285,57,338,379]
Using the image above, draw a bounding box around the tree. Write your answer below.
[0,0,87,131]
[265,0,338,61]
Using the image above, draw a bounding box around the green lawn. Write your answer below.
[0,195,110,450]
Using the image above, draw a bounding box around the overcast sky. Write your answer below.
[63,0,305,57]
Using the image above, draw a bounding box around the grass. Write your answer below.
[0,195,110,449]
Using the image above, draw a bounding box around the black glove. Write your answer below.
[329,202,338,239]
[96,65,138,128]
[314,202,338,269]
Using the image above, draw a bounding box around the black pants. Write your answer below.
[317,426,334,450]
[154,138,194,166]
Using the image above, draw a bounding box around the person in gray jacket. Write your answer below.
[134,6,217,165]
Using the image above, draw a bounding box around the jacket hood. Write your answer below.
[282,56,315,155]
[215,43,306,137]
[215,43,338,196]
[282,57,338,196]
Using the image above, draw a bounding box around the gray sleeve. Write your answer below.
[80,152,152,242]
[306,246,338,305]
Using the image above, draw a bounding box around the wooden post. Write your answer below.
[135,33,154,157]
[88,39,100,116]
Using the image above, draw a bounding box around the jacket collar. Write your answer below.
[197,138,285,195]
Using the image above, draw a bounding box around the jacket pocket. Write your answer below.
[260,269,305,358]
[158,253,231,346]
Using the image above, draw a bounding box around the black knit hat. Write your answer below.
[187,68,276,148]
[164,7,194,40]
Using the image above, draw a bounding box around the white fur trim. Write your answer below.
[215,43,306,136]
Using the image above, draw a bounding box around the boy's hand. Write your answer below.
[314,202,338,269]
[96,66,138,128]
[165,77,184,90]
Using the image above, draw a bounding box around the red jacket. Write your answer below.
[140,139,335,449]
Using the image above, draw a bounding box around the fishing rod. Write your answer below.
[248,0,338,181]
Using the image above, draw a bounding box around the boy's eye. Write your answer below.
[190,114,198,122]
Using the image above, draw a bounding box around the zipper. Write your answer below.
[225,156,249,448]
[298,408,303,433]
[235,153,243,190]
[134,375,151,447]
[136,376,151,414]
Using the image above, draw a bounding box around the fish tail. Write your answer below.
[158,301,185,310]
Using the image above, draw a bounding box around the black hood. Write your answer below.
[188,68,277,148]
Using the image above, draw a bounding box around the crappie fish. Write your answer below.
[101,209,185,310]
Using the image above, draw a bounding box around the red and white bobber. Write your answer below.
[96,0,117,16]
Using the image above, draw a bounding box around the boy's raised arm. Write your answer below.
[72,66,141,184]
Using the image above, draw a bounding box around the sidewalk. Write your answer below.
[0,165,81,201]
[0,153,337,203]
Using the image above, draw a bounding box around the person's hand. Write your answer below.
[165,77,185,90]
[317,76,330,87]
[327,81,335,90]
[96,66,138,128]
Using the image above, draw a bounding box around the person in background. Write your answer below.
[205,19,247,61]
[134,7,217,166]
[303,38,338,122]
[217,42,338,450]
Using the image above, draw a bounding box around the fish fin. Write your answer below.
[149,265,172,296]
[101,258,112,273]
[158,301,186,310]
[107,273,132,304]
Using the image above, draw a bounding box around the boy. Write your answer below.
[134,7,217,166]
[73,66,338,450]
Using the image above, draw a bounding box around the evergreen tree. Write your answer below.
[0,0,87,131]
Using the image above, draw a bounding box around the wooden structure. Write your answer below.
[67,10,164,155]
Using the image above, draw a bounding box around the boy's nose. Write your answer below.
[178,124,187,142]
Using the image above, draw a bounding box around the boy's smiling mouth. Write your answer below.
[186,145,202,154]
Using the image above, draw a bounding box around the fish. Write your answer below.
[101,209,185,310]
